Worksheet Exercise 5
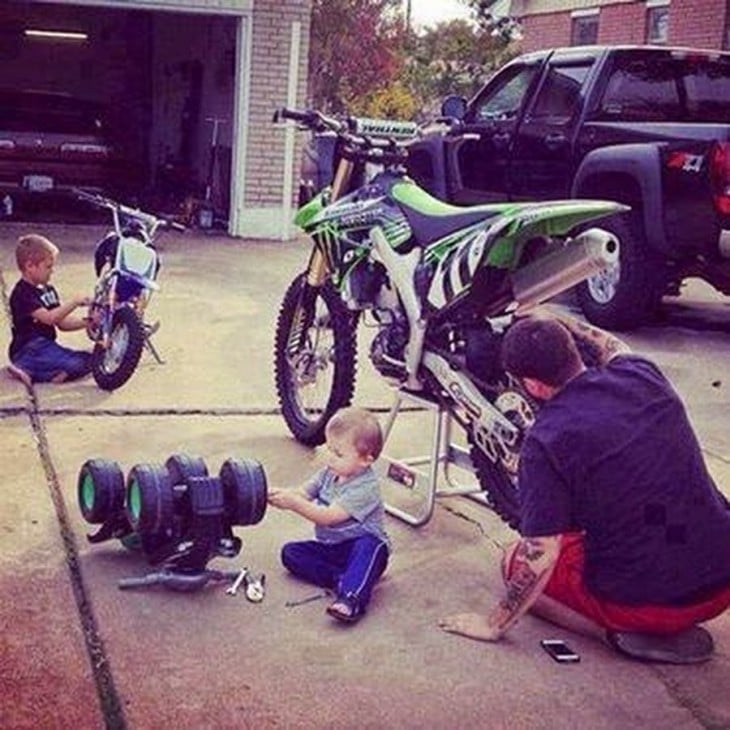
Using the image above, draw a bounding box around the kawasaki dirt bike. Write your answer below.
[75,189,185,391]
[272,108,624,528]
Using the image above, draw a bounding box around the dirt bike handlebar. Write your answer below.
[73,189,186,233]
[274,107,413,166]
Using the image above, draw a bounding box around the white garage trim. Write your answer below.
[230,13,253,237]
[280,20,302,240]
[40,0,253,15]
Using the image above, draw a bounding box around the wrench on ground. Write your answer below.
[225,568,248,596]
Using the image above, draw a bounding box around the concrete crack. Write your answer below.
[2,267,126,730]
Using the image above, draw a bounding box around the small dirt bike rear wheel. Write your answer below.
[274,273,357,446]
[92,306,146,391]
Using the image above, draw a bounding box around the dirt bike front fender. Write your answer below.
[294,189,328,229]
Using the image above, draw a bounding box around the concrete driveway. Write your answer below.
[1,222,729,729]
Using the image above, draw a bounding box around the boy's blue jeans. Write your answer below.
[12,336,92,383]
[281,534,389,610]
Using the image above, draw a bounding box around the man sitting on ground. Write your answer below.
[440,310,730,663]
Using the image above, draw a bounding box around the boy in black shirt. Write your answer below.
[7,234,91,385]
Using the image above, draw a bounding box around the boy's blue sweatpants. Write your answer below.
[281,534,389,610]
[12,335,91,383]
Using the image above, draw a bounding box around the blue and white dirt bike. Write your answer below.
[75,190,185,391]
[272,108,624,527]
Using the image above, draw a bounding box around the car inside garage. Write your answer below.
[0,0,238,226]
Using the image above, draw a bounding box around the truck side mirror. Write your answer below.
[441,95,468,120]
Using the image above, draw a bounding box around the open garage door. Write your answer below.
[0,0,242,228]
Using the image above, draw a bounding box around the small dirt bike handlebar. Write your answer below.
[73,188,186,235]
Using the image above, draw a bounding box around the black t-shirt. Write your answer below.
[8,279,59,359]
[519,355,730,605]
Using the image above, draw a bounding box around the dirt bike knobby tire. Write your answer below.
[91,306,146,391]
[274,273,357,446]
[468,438,521,530]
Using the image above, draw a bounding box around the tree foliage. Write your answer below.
[307,0,520,120]
[308,0,407,114]
[403,18,518,119]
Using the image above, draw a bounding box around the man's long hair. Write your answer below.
[501,318,584,388]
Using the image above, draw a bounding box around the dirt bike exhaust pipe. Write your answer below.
[511,228,619,312]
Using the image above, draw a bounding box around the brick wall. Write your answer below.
[517,0,729,52]
[245,0,311,212]
[598,3,645,44]
[669,0,728,48]
[519,11,573,52]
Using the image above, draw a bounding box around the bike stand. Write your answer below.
[143,321,165,364]
[376,389,488,527]
[118,567,241,592]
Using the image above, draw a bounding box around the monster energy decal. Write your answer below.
[427,228,488,309]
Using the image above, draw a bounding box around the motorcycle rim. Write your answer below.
[274,274,357,446]
[91,307,146,391]
[469,386,536,529]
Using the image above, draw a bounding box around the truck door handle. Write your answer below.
[493,132,511,148]
[545,133,566,149]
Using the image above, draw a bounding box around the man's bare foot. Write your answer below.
[51,371,69,383]
[7,363,32,387]
[438,613,502,642]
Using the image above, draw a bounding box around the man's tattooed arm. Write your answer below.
[561,316,630,365]
[486,535,562,638]
[531,306,631,365]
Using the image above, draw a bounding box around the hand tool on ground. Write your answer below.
[226,567,248,596]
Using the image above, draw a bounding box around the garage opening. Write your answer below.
[0,0,238,227]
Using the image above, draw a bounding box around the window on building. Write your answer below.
[571,15,598,46]
[646,6,669,44]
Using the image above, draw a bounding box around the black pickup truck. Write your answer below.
[407,45,730,330]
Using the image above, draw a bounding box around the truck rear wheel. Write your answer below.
[577,211,663,331]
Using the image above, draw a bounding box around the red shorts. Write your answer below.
[515,533,730,633]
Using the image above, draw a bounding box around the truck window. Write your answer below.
[597,54,730,122]
[471,64,539,122]
[681,60,730,121]
[528,63,592,121]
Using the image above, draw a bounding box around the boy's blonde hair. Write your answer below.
[326,407,383,460]
[16,234,58,271]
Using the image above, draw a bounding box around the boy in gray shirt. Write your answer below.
[268,407,390,623]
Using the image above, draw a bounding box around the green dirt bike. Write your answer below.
[272,108,624,528]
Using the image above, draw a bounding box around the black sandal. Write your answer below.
[606,626,714,664]
[326,594,363,624]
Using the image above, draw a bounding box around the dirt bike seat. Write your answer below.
[391,181,513,247]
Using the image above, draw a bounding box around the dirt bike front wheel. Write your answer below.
[274,273,357,446]
[91,306,146,391]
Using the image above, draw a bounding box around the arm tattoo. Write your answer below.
[498,538,544,614]
[566,318,627,364]
[499,562,541,615]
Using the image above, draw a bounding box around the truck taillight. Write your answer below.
[710,142,730,216]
